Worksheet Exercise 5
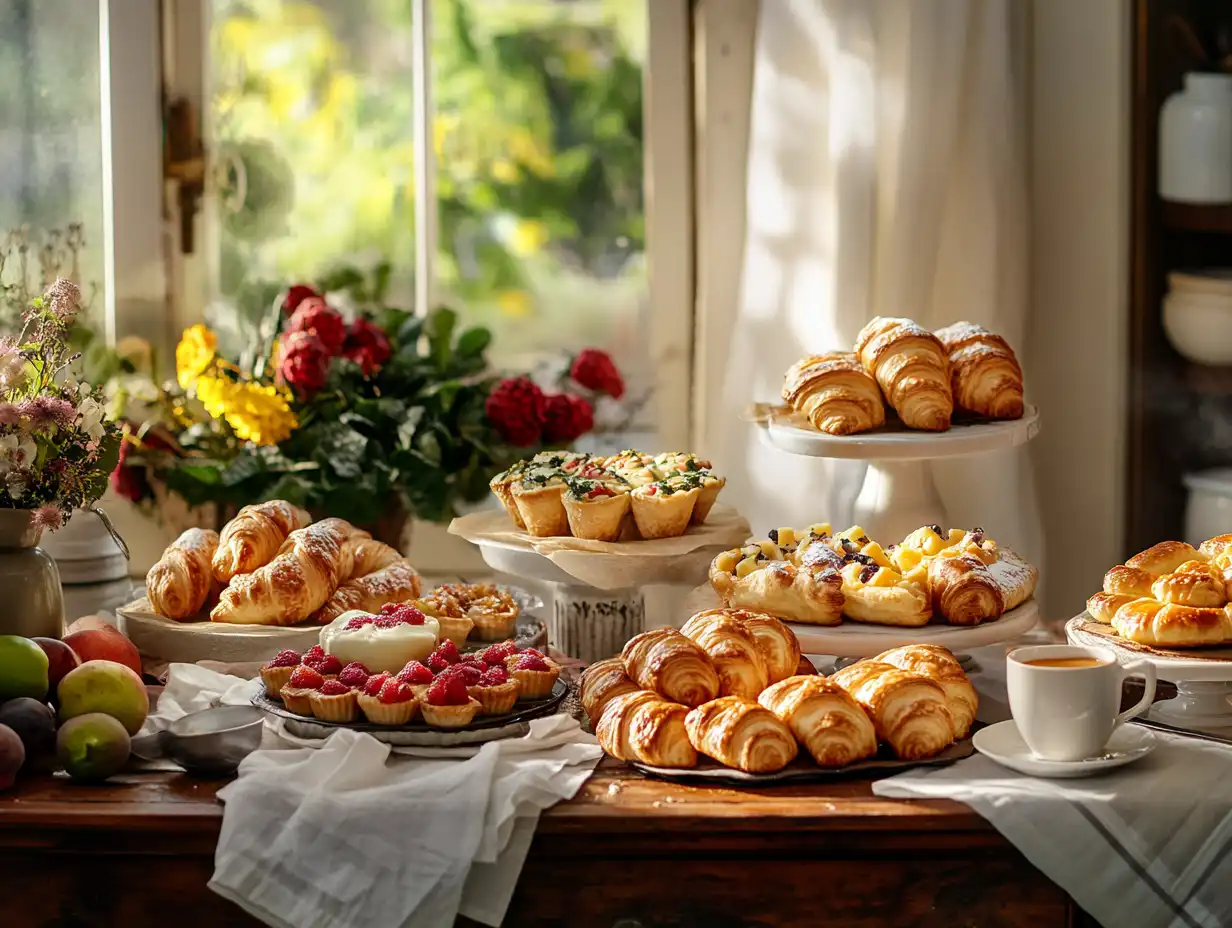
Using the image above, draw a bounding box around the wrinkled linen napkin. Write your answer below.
[143,663,602,928]
[873,731,1232,928]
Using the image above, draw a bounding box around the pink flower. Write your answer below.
[0,404,21,427]
[31,505,62,532]
[19,397,74,428]
[46,279,81,322]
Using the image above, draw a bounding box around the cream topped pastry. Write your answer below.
[318,604,440,673]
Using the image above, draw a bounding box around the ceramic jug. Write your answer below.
[1160,72,1232,204]
[0,510,65,639]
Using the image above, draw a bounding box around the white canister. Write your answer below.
[1160,72,1232,205]
[1183,468,1232,547]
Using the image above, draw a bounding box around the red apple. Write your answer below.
[32,637,81,701]
[63,629,142,678]
[65,615,118,637]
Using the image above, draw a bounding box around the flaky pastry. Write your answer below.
[781,351,886,436]
[830,660,955,760]
[709,542,844,626]
[758,675,877,767]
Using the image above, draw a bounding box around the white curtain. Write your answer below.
[715,0,1043,577]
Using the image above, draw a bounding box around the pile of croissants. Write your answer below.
[582,609,976,775]
[145,500,420,626]
[782,316,1025,435]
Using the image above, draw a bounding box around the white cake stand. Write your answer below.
[758,405,1040,542]
[1067,614,1232,734]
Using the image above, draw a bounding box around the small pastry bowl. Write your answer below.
[160,705,264,776]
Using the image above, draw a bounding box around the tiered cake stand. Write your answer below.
[1067,615,1232,734]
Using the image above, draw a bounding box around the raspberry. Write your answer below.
[267,649,300,668]
[397,661,434,685]
[484,376,547,447]
[396,605,426,625]
[380,602,401,614]
[447,663,483,686]
[426,653,451,674]
[432,639,461,666]
[514,654,551,672]
[289,666,325,689]
[304,645,325,661]
[379,678,413,705]
[569,348,624,399]
[542,393,595,444]
[426,672,470,707]
[373,616,402,629]
[482,641,517,666]
[362,672,391,697]
[520,648,544,660]
[319,680,351,696]
[307,654,343,676]
[478,665,509,687]
[337,662,370,688]
[345,615,376,630]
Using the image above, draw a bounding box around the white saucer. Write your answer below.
[973,720,1156,778]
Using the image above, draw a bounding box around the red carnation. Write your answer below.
[282,284,318,316]
[569,348,624,399]
[279,330,332,396]
[542,393,594,444]
[287,297,346,354]
[485,377,546,447]
[110,438,146,503]
[343,318,392,376]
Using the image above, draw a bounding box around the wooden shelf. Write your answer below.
[1185,362,1232,395]
[1162,201,1232,234]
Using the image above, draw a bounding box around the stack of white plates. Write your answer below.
[1164,270,1232,365]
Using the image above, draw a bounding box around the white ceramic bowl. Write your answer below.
[1169,269,1232,299]
[1183,468,1232,547]
[1163,291,1232,365]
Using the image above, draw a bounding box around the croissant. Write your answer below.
[854,317,953,431]
[580,657,640,724]
[758,676,877,767]
[1112,599,1232,648]
[210,518,360,626]
[312,539,422,624]
[596,690,698,768]
[684,696,799,773]
[781,351,885,435]
[928,554,1005,626]
[726,610,802,684]
[679,611,770,699]
[830,660,955,760]
[212,500,311,584]
[870,645,977,740]
[987,549,1039,612]
[621,628,720,708]
[147,528,219,620]
[933,322,1024,420]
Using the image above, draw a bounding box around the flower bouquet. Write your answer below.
[115,274,625,543]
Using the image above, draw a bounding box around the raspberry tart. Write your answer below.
[419,671,481,728]
[317,606,440,673]
[468,663,520,715]
[310,679,360,723]
[506,651,561,700]
[357,674,419,725]
[280,665,325,716]
[433,583,520,642]
[410,592,474,648]
[260,649,301,699]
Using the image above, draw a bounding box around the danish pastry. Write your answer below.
[781,351,886,436]
[709,543,844,626]
[1102,565,1153,598]
[1086,592,1140,625]
[758,675,877,767]
[854,317,954,431]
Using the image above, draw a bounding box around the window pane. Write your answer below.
[432,0,652,428]
[0,0,104,329]
[207,0,417,319]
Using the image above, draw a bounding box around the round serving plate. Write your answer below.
[251,679,568,747]
[1067,613,1232,734]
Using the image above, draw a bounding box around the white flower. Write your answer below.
[6,472,26,501]
[77,397,106,443]
[0,434,37,475]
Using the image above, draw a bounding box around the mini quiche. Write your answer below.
[708,539,844,626]
[651,452,727,524]
[603,449,660,488]
[509,452,592,536]
[563,473,632,541]
[492,451,590,530]
[630,471,702,539]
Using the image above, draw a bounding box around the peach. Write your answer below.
[56,714,130,783]
[63,628,142,678]
[57,660,149,736]
[65,615,117,636]
[32,637,81,702]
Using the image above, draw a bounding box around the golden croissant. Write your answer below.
[758,675,877,767]
[596,690,698,768]
[212,500,311,584]
[580,657,641,725]
[927,554,1005,626]
[679,611,769,700]
[311,539,421,624]
[621,627,720,708]
[726,610,802,685]
[870,645,977,740]
[781,351,885,435]
[830,660,955,760]
[933,322,1024,420]
[684,696,798,774]
[854,316,953,431]
[147,528,219,620]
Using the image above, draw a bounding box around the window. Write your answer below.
[194,0,688,445]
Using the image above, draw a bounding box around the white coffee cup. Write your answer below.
[1006,645,1157,762]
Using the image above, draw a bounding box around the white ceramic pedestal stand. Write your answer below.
[759,406,1041,543]
[1067,615,1232,734]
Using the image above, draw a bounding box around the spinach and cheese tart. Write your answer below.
[510,452,591,537]
[563,473,633,541]
[491,451,590,530]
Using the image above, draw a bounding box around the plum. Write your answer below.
[32,637,80,705]
[0,723,25,789]
[0,698,55,770]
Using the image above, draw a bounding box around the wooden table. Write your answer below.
[0,758,1097,928]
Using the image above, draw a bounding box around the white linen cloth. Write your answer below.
[143,663,602,928]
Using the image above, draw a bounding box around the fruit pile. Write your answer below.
[0,618,148,788]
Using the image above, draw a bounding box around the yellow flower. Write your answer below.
[193,373,233,420]
[220,380,298,447]
[510,219,549,257]
[496,290,532,318]
[176,325,218,390]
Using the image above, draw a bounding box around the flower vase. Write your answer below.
[0,510,65,639]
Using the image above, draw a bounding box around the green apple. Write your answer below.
[0,635,49,701]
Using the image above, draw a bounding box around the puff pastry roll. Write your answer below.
[709,544,844,626]
[871,644,977,740]
[1112,599,1232,648]
[987,549,1040,612]
[830,661,955,760]
[212,500,311,584]
[758,676,877,767]
[684,696,799,773]
[1102,565,1153,598]
[147,528,219,620]
[621,628,721,708]
[728,610,802,685]
[928,554,1005,626]
[854,317,953,431]
[933,322,1024,420]
[581,658,641,724]
[781,351,886,435]
[1125,541,1207,578]
[679,611,770,699]
[1086,592,1141,625]
[1151,562,1226,608]
[596,690,698,768]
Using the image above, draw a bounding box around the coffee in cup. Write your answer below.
[1006,644,1156,762]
